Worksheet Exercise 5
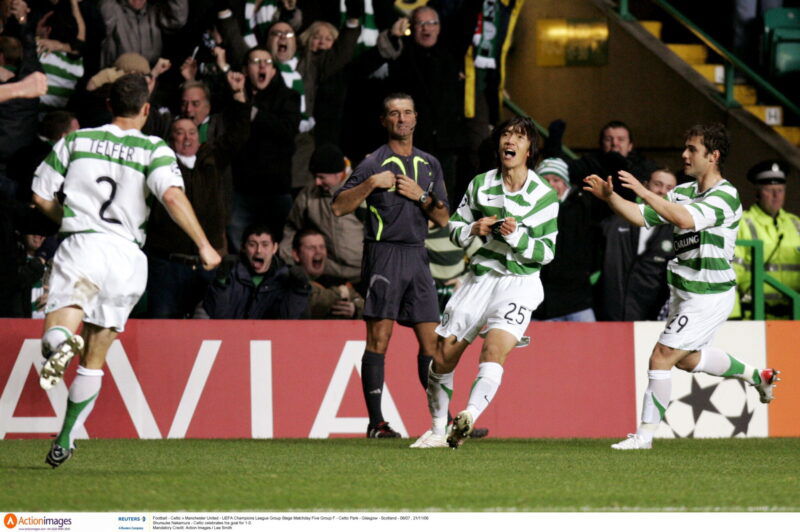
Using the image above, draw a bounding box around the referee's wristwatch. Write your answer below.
[418,191,429,206]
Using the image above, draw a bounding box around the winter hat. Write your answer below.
[535,157,570,187]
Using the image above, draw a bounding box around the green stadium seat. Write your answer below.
[763,8,800,76]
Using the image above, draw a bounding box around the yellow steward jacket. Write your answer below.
[732,204,800,319]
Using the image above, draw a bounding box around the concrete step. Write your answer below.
[693,64,725,83]
[667,43,709,64]
[640,20,663,40]
[744,105,784,126]
[714,83,758,105]
[773,126,800,146]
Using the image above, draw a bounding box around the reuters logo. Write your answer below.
[3,514,18,529]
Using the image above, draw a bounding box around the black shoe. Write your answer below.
[366,421,401,438]
[469,427,489,439]
[45,442,73,468]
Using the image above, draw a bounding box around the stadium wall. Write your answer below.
[0,319,795,439]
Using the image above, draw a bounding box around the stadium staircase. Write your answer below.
[621,0,800,150]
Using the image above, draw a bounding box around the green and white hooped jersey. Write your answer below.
[39,51,84,112]
[640,179,742,295]
[32,124,185,247]
[450,168,559,276]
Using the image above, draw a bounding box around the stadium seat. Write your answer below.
[763,8,800,76]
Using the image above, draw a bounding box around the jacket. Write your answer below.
[233,77,300,196]
[203,257,309,319]
[99,0,188,67]
[733,204,800,319]
[597,215,675,321]
[278,182,364,284]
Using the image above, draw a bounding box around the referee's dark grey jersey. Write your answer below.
[334,144,449,245]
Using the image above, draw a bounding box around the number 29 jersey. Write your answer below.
[32,124,185,247]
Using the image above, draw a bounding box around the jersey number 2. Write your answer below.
[96,176,122,225]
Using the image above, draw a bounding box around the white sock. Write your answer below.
[42,326,74,358]
[465,362,504,423]
[637,369,671,442]
[693,347,761,385]
[56,366,103,449]
[427,363,453,436]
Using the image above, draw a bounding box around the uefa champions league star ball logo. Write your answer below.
[663,375,758,438]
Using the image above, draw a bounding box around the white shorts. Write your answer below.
[436,270,543,344]
[46,233,147,332]
[658,286,735,351]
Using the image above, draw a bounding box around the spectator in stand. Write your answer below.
[1,4,43,194]
[279,142,364,285]
[203,223,310,319]
[144,70,250,318]
[98,0,188,68]
[264,6,361,192]
[76,52,170,128]
[293,227,363,319]
[228,45,299,250]
[240,0,301,49]
[732,160,800,319]
[568,120,659,204]
[381,5,465,205]
[596,168,677,321]
[34,0,85,114]
[531,157,600,322]
[7,109,78,202]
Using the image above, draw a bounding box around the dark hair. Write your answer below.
[381,92,415,116]
[599,120,633,144]
[685,123,730,167]
[241,223,280,247]
[292,227,325,251]
[492,116,538,169]
[39,110,76,141]
[0,36,22,67]
[109,74,149,118]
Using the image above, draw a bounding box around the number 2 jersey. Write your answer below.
[32,124,185,247]
[640,178,742,296]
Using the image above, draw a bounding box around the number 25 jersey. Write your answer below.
[32,124,185,247]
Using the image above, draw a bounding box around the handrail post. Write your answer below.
[619,0,634,20]
[723,64,741,108]
[750,240,765,320]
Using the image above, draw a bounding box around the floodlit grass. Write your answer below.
[2,438,798,512]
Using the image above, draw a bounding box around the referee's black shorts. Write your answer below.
[361,242,440,326]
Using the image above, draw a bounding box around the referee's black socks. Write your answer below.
[361,350,385,427]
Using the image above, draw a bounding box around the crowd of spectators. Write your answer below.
[1,0,798,322]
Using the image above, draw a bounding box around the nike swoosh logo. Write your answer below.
[617,227,630,232]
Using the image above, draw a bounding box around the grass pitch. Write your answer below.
[1,438,798,512]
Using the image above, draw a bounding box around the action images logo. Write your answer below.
[3,514,72,528]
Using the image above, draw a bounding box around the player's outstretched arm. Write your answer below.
[617,170,694,230]
[583,173,645,227]
[332,170,395,216]
[161,186,222,271]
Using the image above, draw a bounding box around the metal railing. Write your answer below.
[618,0,800,119]
[736,239,800,319]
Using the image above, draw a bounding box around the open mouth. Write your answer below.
[258,72,267,83]
[502,149,516,160]
[312,257,324,269]
[252,256,265,268]
[278,43,288,53]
